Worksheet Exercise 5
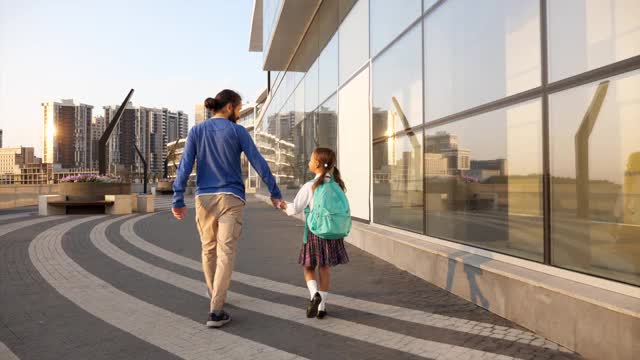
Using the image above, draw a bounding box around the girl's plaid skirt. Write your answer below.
[298,230,350,267]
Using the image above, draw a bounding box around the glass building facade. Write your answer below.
[256,0,640,287]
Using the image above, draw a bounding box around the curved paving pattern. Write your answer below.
[121,215,553,344]
[30,216,305,360]
[0,213,31,223]
[0,199,583,360]
[0,341,20,360]
[0,215,179,360]
[95,216,499,359]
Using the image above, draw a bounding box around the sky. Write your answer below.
[0,0,265,157]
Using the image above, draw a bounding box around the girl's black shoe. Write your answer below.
[207,310,231,328]
[307,293,322,318]
[317,310,327,319]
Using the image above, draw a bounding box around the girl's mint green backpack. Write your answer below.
[303,178,352,243]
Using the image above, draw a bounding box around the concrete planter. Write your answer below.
[157,181,174,194]
[59,182,131,201]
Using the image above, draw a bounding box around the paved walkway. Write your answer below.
[0,196,582,360]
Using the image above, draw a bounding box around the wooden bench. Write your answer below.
[39,194,132,216]
[48,200,115,214]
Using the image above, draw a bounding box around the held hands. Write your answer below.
[271,198,287,210]
[172,207,188,221]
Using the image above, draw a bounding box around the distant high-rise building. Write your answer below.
[136,106,162,178]
[0,129,3,148]
[90,116,107,169]
[42,99,93,169]
[426,131,459,153]
[103,103,137,177]
[0,147,35,175]
[195,104,213,125]
[162,109,188,167]
[163,109,188,143]
[102,104,187,180]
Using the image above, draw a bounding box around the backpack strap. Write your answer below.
[303,207,310,244]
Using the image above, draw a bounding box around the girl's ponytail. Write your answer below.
[332,166,346,192]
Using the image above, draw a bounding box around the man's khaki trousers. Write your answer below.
[195,194,244,311]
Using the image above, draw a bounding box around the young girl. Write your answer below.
[281,147,350,319]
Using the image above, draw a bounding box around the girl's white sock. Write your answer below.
[319,291,328,311]
[306,280,318,299]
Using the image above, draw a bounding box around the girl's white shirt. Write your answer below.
[285,174,331,216]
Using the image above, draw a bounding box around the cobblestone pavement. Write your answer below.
[0,196,583,360]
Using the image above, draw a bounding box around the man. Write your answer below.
[172,89,282,328]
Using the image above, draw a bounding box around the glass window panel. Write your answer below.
[272,71,283,92]
[370,0,421,57]
[275,97,297,199]
[305,60,319,113]
[262,0,283,59]
[372,25,423,140]
[291,81,307,195]
[282,72,295,100]
[255,95,279,197]
[426,99,543,261]
[425,0,541,121]
[339,0,369,84]
[302,96,338,179]
[317,95,338,150]
[550,70,640,285]
[303,110,318,182]
[423,0,437,12]
[548,0,640,82]
[338,67,371,220]
[373,131,424,233]
[319,33,339,103]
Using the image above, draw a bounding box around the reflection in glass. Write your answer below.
[317,95,338,150]
[425,100,543,261]
[424,0,540,121]
[372,25,422,140]
[291,81,306,195]
[372,24,423,232]
[299,95,339,185]
[373,131,424,233]
[370,0,421,57]
[547,0,640,82]
[339,0,369,84]
[305,60,319,113]
[319,33,339,103]
[262,0,283,61]
[423,0,437,13]
[255,93,298,200]
[303,110,318,182]
[550,70,640,285]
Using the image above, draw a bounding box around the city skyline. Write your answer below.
[0,0,265,156]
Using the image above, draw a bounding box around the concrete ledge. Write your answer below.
[136,194,155,213]
[254,193,639,360]
[38,195,66,216]
[105,195,132,215]
[348,222,640,360]
[130,194,138,212]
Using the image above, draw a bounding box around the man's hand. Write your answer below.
[271,198,282,209]
[279,202,288,210]
[172,207,188,221]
